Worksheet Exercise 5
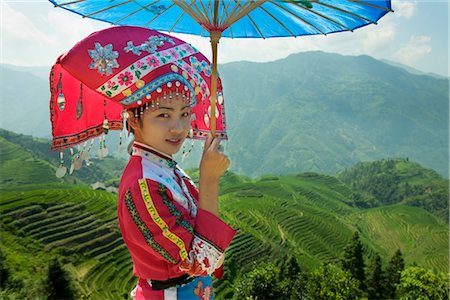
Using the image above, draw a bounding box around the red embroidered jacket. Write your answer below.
[118,142,236,282]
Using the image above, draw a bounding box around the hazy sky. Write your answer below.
[1,0,448,77]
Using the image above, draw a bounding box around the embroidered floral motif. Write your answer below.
[179,235,224,276]
[88,42,119,75]
[98,43,197,98]
[190,56,212,77]
[194,280,213,300]
[124,35,175,56]
[157,184,194,234]
[125,190,178,264]
[175,60,210,102]
[118,71,134,86]
[146,56,160,68]
[148,5,166,15]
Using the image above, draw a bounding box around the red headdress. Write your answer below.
[50,26,227,177]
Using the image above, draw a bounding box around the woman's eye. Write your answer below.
[158,113,169,118]
[181,112,190,117]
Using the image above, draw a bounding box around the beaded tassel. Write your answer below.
[69,148,76,175]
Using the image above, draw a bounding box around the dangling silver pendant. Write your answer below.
[76,97,83,119]
[74,156,83,170]
[217,92,224,105]
[57,93,66,111]
[204,114,210,127]
[69,162,75,175]
[55,165,67,178]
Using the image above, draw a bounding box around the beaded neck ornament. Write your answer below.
[50,26,227,178]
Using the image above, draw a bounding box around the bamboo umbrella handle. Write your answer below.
[209,30,222,137]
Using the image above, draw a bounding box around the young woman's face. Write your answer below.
[132,96,191,156]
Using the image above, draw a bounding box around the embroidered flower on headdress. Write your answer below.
[189,56,212,76]
[118,71,134,86]
[146,56,160,68]
[88,43,119,75]
[124,35,175,56]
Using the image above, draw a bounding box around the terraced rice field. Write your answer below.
[354,205,449,272]
[0,188,134,299]
[1,172,448,299]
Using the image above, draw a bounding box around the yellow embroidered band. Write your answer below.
[138,179,188,261]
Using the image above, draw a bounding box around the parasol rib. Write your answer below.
[169,11,186,32]
[230,0,266,39]
[314,1,376,24]
[288,1,352,32]
[223,1,267,29]
[219,0,234,26]
[174,1,209,30]
[258,6,297,37]
[112,2,158,25]
[143,3,177,27]
[54,0,86,7]
[269,1,326,35]
[83,0,134,18]
[246,14,265,39]
[194,1,212,25]
[347,0,394,12]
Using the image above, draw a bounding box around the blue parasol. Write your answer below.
[49,0,393,135]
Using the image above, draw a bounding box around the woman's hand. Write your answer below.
[198,134,230,216]
[199,134,230,181]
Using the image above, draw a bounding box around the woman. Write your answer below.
[49,26,236,299]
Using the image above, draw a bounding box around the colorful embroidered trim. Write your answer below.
[120,73,195,106]
[138,179,188,261]
[174,59,210,102]
[157,184,194,234]
[125,190,177,264]
[98,42,197,98]
[51,120,122,150]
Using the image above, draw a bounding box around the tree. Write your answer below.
[45,257,77,300]
[0,248,9,288]
[366,253,384,299]
[307,264,362,300]
[396,267,449,300]
[341,232,366,290]
[234,262,285,300]
[384,249,405,299]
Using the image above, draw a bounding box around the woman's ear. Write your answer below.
[127,110,140,131]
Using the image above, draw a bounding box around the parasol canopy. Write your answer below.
[49,0,393,135]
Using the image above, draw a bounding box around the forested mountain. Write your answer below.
[1,51,448,177]
[1,132,448,299]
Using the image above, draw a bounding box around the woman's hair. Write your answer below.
[126,107,143,134]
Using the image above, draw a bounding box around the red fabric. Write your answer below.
[117,154,236,281]
[50,26,228,150]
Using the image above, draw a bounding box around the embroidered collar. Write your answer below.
[132,141,178,169]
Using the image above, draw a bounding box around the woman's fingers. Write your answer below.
[202,134,214,156]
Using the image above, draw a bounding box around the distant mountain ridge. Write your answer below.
[1,51,448,177]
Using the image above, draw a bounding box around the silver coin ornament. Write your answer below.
[55,165,67,178]
[204,114,210,127]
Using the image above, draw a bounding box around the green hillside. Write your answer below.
[337,158,449,221]
[0,129,127,187]
[2,52,448,177]
[2,172,448,298]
